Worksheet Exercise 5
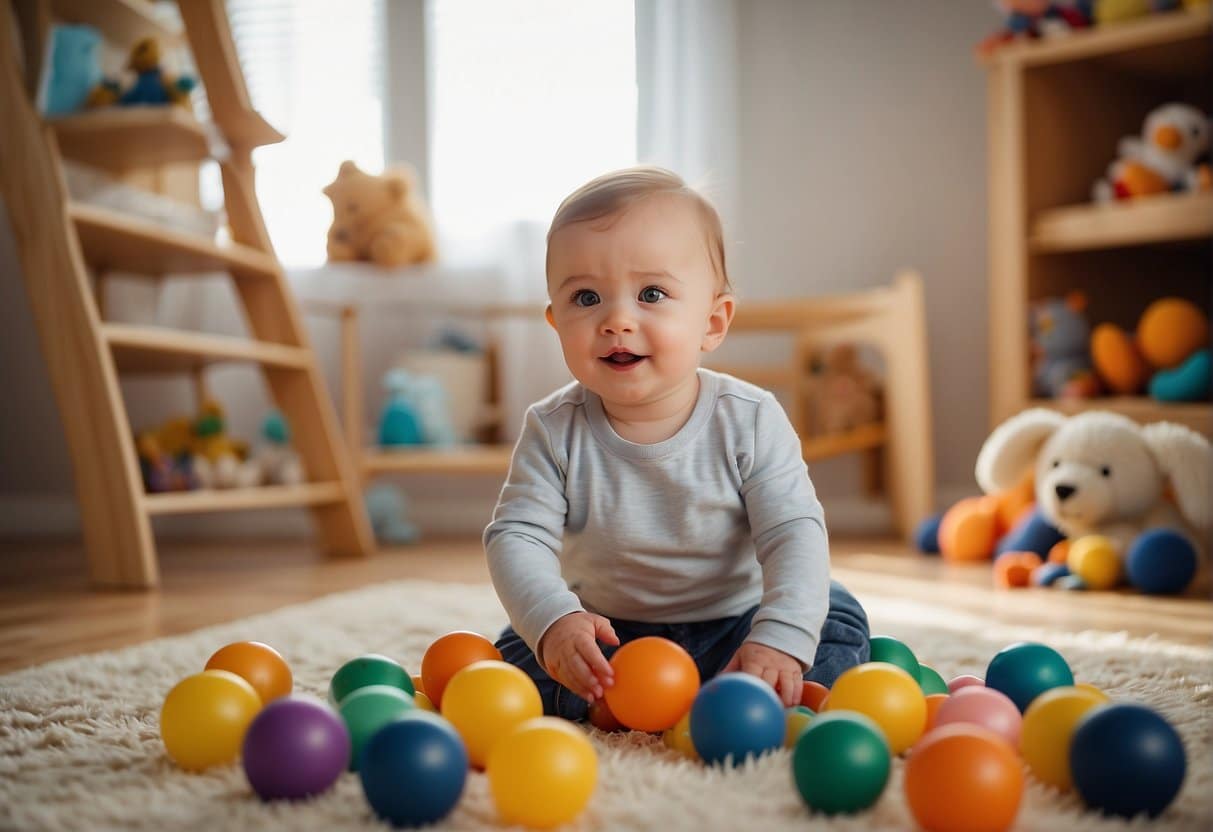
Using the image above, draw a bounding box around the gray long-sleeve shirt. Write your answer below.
[483,368,830,668]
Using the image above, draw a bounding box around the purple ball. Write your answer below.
[243,695,350,801]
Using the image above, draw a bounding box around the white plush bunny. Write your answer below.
[975,409,1210,557]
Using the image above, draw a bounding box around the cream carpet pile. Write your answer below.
[1,579,1209,831]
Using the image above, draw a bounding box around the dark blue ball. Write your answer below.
[690,673,785,767]
[995,507,1064,557]
[1032,562,1069,587]
[1070,703,1186,819]
[985,641,1073,712]
[1126,529,1197,595]
[915,514,943,554]
[359,711,468,827]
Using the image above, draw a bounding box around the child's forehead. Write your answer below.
[548,195,710,273]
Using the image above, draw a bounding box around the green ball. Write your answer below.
[869,635,920,679]
[338,684,415,770]
[329,654,414,705]
[917,663,949,695]
[985,641,1073,712]
[792,711,891,815]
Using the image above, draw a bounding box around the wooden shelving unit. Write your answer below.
[985,6,1211,437]
[1,0,373,587]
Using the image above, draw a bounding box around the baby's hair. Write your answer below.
[546,166,732,293]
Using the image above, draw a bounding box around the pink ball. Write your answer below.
[947,674,984,694]
[934,686,1022,749]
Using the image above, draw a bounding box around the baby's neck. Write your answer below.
[602,373,700,444]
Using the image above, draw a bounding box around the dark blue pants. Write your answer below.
[496,579,870,722]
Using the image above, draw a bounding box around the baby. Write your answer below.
[484,166,870,719]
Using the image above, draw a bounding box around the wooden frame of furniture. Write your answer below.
[1,0,373,587]
[984,6,1211,437]
[305,271,934,539]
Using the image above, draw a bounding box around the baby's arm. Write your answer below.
[483,406,615,699]
[736,393,831,704]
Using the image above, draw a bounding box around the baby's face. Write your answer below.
[546,194,730,412]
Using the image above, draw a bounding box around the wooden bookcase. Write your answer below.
[984,7,1212,437]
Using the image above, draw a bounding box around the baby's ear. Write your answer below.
[701,293,735,352]
[544,305,556,330]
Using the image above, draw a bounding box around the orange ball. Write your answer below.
[1138,298,1209,369]
[924,693,949,732]
[1047,539,1070,565]
[800,680,830,712]
[938,497,999,562]
[204,641,292,704]
[904,725,1024,832]
[994,551,1042,588]
[1091,324,1148,394]
[604,637,699,732]
[422,631,502,708]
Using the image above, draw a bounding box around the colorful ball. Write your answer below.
[917,664,949,695]
[689,673,785,766]
[869,635,920,678]
[800,680,830,712]
[1020,686,1107,791]
[994,551,1042,588]
[924,693,949,732]
[934,686,1023,748]
[487,717,597,829]
[1067,535,1122,590]
[441,660,542,768]
[1070,703,1186,818]
[784,705,815,748]
[1032,562,1069,587]
[947,674,984,693]
[413,690,437,712]
[662,711,698,760]
[160,669,261,771]
[904,724,1024,832]
[915,513,943,554]
[985,642,1073,712]
[588,698,625,732]
[421,631,502,708]
[938,496,999,561]
[1126,529,1197,595]
[1058,574,1088,591]
[604,636,700,732]
[338,684,415,771]
[1137,297,1208,369]
[360,711,468,827]
[242,695,349,800]
[206,641,292,704]
[825,663,926,755]
[329,654,413,706]
[792,711,890,815]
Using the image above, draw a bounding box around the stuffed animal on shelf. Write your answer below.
[135,432,198,493]
[365,483,419,544]
[1030,292,1100,398]
[977,0,1092,55]
[1092,103,1211,201]
[806,343,882,435]
[975,408,1211,592]
[243,412,305,487]
[323,161,437,268]
[87,37,196,109]
[379,369,457,447]
[1090,297,1210,400]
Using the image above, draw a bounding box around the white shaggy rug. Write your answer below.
[1,579,1210,832]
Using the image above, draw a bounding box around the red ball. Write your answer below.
[905,724,1024,832]
[800,680,830,712]
[604,637,699,732]
[205,641,291,704]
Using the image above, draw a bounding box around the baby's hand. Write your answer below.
[538,611,620,702]
[723,641,804,707]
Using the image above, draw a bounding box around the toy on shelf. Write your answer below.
[378,369,457,448]
[137,401,258,492]
[136,432,198,493]
[38,24,103,116]
[976,1,1092,56]
[1090,297,1210,400]
[1092,103,1211,202]
[806,344,882,435]
[88,38,197,109]
[1029,292,1099,399]
[245,412,305,487]
[323,161,437,268]
[365,483,419,544]
[396,331,495,444]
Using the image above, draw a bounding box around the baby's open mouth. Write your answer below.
[600,350,647,366]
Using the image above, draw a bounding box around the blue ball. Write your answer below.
[915,514,942,554]
[1032,562,1069,587]
[1070,704,1186,819]
[1126,529,1197,595]
[995,507,1065,557]
[690,674,784,767]
[359,711,468,827]
[1057,574,1088,591]
[985,641,1073,712]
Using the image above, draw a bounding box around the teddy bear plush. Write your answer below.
[807,343,882,435]
[323,161,437,268]
[975,408,1210,558]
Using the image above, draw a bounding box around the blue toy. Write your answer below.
[378,368,457,447]
[914,513,942,554]
[89,38,196,109]
[359,712,468,827]
[1126,529,1197,595]
[984,641,1073,712]
[365,483,419,544]
[1149,349,1211,402]
[1030,293,1097,398]
[689,673,785,767]
[995,507,1065,557]
[1032,562,1069,587]
[1070,703,1186,819]
[40,25,103,115]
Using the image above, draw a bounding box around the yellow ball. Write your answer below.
[487,717,597,829]
[784,707,815,748]
[1073,682,1110,702]
[160,669,261,771]
[824,663,926,754]
[1067,535,1122,590]
[413,690,437,712]
[1021,685,1108,790]
[662,711,699,760]
[441,660,542,768]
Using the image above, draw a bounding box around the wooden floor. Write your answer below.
[1,536,1209,673]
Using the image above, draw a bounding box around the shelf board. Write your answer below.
[364,445,515,476]
[103,324,309,373]
[70,202,278,279]
[48,108,210,173]
[143,483,345,515]
[1031,397,1211,435]
[802,423,887,460]
[1030,192,1213,253]
[49,0,182,47]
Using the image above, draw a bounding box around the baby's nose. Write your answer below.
[600,307,636,334]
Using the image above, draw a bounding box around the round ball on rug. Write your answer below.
[0,580,1209,831]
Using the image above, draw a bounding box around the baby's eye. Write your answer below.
[639,286,667,304]
[572,290,600,307]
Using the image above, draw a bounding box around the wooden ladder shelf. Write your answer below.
[1,0,373,587]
